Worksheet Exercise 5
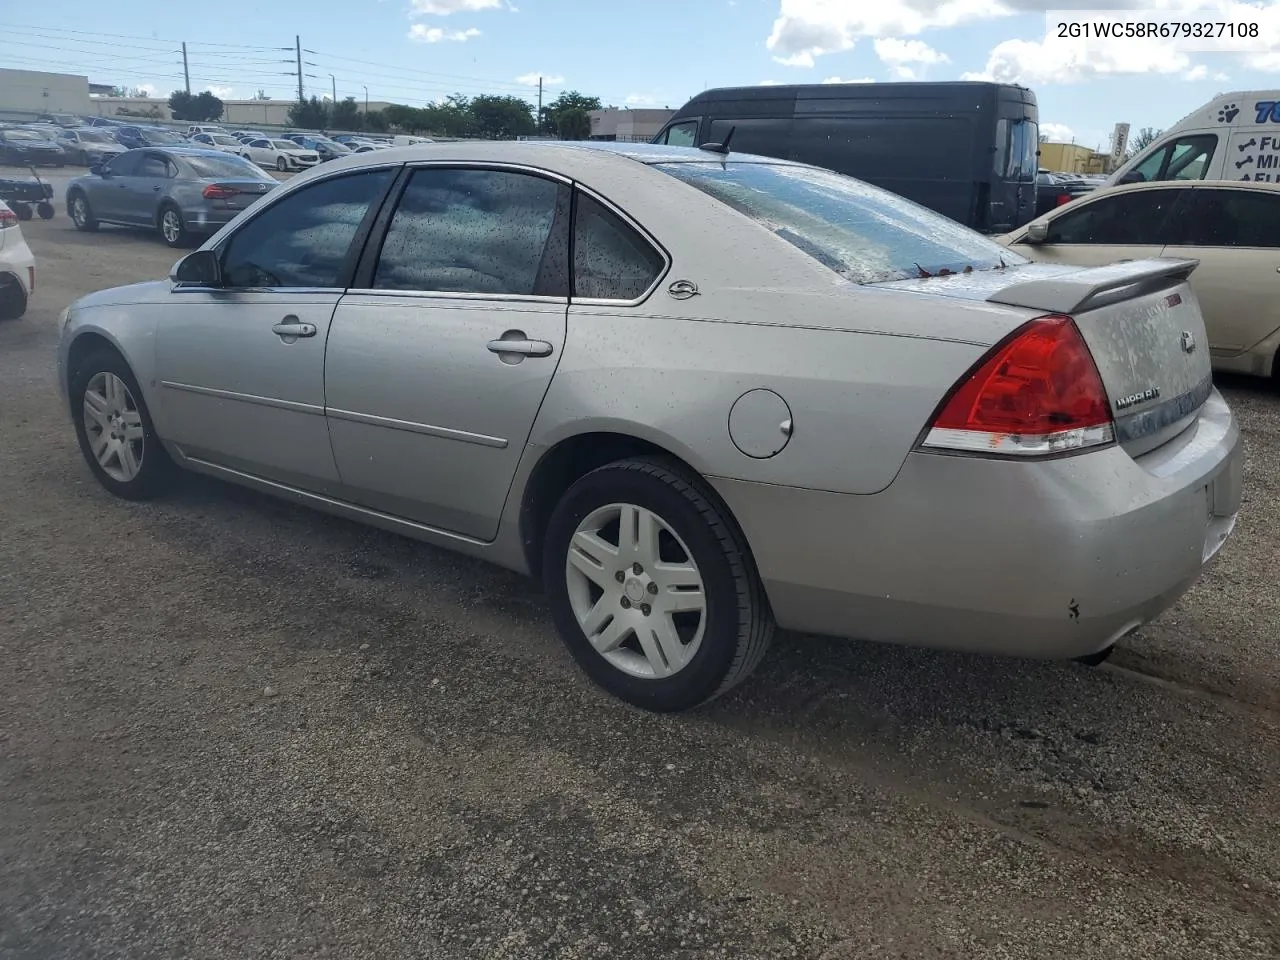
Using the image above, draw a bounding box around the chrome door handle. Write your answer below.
[486,337,553,358]
[272,320,317,339]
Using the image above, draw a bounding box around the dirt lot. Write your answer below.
[2,214,1279,960]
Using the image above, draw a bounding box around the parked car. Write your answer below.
[84,116,126,128]
[0,200,35,320]
[36,113,82,128]
[285,134,352,161]
[1034,170,1096,216]
[239,137,319,171]
[65,148,278,247]
[114,125,186,150]
[0,126,67,166]
[55,128,127,165]
[54,141,1242,712]
[230,130,268,142]
[998,178,1280,379]
[185,124,227,137]
[190,132,248,154]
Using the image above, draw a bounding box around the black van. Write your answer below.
[652,82,1040,233]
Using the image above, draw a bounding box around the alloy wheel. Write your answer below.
[564,502,707,679]
[82,371,145,482]
[161,209,181,244]
[71,196,87,227]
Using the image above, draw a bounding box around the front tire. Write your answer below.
[68,191,98,232]
[276,156,287,172]
[542,457,774,712]
[70,348,174,500]
[158,204,187,247]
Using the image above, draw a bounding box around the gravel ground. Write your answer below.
[1,217,1278,960]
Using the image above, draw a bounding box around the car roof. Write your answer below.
[1074,178,1280,199]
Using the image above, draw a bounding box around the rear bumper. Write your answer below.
[711,389,1243,659]
[180,208,240,234]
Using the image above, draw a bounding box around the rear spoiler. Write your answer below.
[986,258,1199,315]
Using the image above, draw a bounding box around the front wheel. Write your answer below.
[70,348,174,500]
[68,192,98,231]
[542,457,774,712]
[276,156,288,172]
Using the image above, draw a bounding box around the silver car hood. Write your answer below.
[71,280,171,311]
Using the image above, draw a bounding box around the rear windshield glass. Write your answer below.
[181,153,273,180]
[654,161,1027,284]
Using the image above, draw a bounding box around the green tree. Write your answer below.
[287,95,330,130]
[468,95,535,139]
[420,95,474,137]
[541,90,601,137]
[168,90,224,122]
[363,109,389,133]
[555,108,591,140]
[1126,126,1162,159]
[331,96,362,130]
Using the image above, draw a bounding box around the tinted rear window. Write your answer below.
[654,161,1027,284]
[180,153,273,180]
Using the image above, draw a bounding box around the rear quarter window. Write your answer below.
[654,161,1027,284]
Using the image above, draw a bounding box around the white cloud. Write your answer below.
[625,93,658,106]
[136,83,157,97]
[407,25,481,42]
[514,73,563,87]
[823,76,876,83]
[1214,71,1231,80]
[410,0,500,13]
[768,0,1280,72]
[204,85,233,99]
[873,37,949,79]
[1040,121,1073,142]
[759,79,783,85]
[1183,64,1208,80]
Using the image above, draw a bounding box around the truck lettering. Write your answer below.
[1261,154,1278,170]
[1255,101,1280,124]
[1262,136,1276,151]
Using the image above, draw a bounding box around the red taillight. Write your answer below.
[0,208,16,228]
[1055,193,1073,206]
[921,314,1114,457]
[202,184,238,199]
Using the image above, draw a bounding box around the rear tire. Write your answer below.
[276,156,287,172]
[69,348,175,501]
[542,456,774,712]
[158,204,188,248]
[0,280,27,321]
[68,191,98,232]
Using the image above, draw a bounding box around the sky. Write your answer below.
[4,0,1280,149]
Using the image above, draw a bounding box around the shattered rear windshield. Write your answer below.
[654,161,1028,285]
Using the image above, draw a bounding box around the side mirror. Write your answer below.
[89,163,104,176]
[1119,170,1145,184]
[171,249,222,286]
[1025,222,1049,244]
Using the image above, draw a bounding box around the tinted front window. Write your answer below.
[662,121,698,147]
[221,169,393,289]
[573,193,665,300]
[655,161,1026,284]
[271,140,297,150]
[372,168,569,296]
[1129,135,1217,183]
[1178,189,1280,248]
[145,130,183,145]
[1045,189,1180,244]
[102,153,140,176]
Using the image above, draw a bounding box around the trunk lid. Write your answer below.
[875,258,1212,455]
[204,179,274,210]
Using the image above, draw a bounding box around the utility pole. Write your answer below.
[295,35,304,102]
[537,76,543,133]
[182,42,190,94]
[363,84,368,114]
[330,74,336,104]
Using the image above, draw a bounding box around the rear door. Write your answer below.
[1165,185,1280,360]
[1007,186,1188,267]
[323,164,572,540]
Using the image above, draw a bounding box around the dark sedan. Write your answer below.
[66,148,279,247]
[0,127,67,167]
[285,134,352,161]
[114,125,187,150]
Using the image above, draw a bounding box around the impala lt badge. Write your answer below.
[1181,330,1197,353]
[1115,387,1161,411]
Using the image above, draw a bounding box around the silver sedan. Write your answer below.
[56,142,1243,712]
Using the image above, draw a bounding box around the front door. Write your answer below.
[154,166,397,491]
[1006,185,1187,267]
[119,151,172,225]
[91,151,142,222]
[324,165,572,541]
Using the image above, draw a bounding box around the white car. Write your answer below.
[0,201,36,321]
[190,133,248,154]
[239,138,320,172]
[185,124,227,138]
